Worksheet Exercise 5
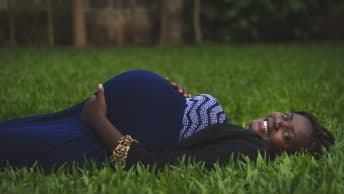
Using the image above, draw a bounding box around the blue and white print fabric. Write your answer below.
[179,94,229,140]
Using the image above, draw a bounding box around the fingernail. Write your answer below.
[98,83,104,91]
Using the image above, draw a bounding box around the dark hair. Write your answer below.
[292,111,335,158]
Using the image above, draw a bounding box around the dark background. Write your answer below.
[0,0,343,47]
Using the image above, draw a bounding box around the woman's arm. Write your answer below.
[81,84,123,150]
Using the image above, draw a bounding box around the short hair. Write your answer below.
[292,111,335,158]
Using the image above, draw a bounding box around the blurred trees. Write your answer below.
[193,0,202,44]
[0,0,343,46]
[88,0,152,45]
[160,0,184,46]
[8,0,16,46]
[73,0,87,47]
[200,0,341,42]
[47,0,54,47]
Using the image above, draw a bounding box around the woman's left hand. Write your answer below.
[81,84,124,149]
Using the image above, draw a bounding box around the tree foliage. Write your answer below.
[0,0,342,45]
[196,0,339,42]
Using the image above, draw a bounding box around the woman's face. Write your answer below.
[248,112,313,154]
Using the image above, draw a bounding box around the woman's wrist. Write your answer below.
[81,83,131,154]
[110,135,138,165]
[96,117,124,149]
[93,114,109,129]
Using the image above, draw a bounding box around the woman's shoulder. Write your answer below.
[171,124,267,166]
[176,123,264,149]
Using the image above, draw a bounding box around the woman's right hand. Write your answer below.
[81,84,108,129]
[165,77,192,98]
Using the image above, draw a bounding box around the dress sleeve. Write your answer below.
[125,144,187,168]
[126,138,266,169]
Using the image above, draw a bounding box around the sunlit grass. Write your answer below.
[0,42,343,193]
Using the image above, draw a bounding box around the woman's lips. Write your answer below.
[254,118,269,135]
[263,119,268,134]
[259,119,268,135]
[249,118,271,137]
[264,116,276,136]
[249,116,276,137]
[254,120,267,136]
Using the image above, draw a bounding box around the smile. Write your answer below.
[263,118,268,134]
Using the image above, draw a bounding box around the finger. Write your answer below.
[183,93,188,98]
[97,83,104,95]
[178,88,183,94]
[171,82,177,87]
[165,77,173,84]
[88,95,96,103]
[84,97,90,105]
[187,94,192,98]
[96,83,107,106]
[182,87,187,94]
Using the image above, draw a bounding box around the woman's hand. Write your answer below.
[81,83,124,149]
[81,83,107,129]
[165,77,192,98]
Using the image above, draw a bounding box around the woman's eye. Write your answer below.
[284,130,293,143]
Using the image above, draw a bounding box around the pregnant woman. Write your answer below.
[0,70,335,170]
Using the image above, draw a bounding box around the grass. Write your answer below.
[0,42,343,193]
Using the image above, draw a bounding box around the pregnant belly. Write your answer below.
[103,70,186,153]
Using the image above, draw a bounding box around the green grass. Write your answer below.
[0,42,343,193]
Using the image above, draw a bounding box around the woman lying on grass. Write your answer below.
[0,70,335,170]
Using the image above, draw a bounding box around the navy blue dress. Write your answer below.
[0,70,186,169]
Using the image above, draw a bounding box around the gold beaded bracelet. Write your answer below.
[110,135,138,165]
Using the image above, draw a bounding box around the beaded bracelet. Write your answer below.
[110,135,138,165]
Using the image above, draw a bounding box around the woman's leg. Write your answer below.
[0,70,185,169]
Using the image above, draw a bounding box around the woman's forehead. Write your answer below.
[292,113,313,145]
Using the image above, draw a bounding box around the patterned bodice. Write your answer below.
[179,94,229,140]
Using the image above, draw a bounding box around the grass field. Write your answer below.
[0,42,343,193]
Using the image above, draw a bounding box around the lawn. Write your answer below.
[0,42,343,193]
